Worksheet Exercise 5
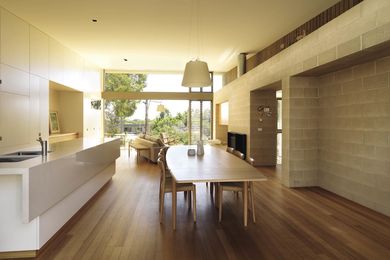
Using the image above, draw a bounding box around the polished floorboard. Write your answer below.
[37,149,390,260]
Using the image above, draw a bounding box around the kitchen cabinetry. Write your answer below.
[0,9,29,72]
[0,64,29,96]
[0,92,29,147]
[30,75,49,143]
[30,26,49,79]
[49,38,64,84]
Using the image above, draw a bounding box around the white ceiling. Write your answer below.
[0,0,339,72]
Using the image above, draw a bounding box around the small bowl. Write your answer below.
[187,148,196,156]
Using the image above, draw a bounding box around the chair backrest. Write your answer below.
[157,157,167,186]
[160,133,169,145]
[233,150,245,160]
[159,146,169,156]
[226,147,234,154]
[158,146,171,177]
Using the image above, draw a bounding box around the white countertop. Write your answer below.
[0,137,120,172]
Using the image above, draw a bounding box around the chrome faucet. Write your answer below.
[36,133,48,156]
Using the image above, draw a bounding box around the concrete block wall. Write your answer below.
[213,0,390,215]
[318,56,390,216]
[283,77,319,187]
[250,89,277,166]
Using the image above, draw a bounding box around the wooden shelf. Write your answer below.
[49,132,79,143]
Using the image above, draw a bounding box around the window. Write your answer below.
[219,102,229,125]
[103,72,213,146]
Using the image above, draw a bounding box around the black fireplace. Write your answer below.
[227,132,247,159]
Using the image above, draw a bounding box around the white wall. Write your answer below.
[0,6,102,154]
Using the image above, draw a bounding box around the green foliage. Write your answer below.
[150,109,189,144]
[104,73,147,136]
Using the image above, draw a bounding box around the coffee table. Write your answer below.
[128,142,150,163]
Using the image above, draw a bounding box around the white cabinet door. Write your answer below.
[0,9,29,72]
[39,78,49,140]
[49,38,64,84]
[0,64,29,96]
[0,92,30,147]
[30,26,49,79]
[29,75,40,143]
[64,48,83,91]
[29,75,49,142]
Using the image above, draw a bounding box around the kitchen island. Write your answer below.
[0,138,120,257]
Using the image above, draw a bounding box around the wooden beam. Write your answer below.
[101,91,213,101]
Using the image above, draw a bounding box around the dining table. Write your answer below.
[166,145,267,229]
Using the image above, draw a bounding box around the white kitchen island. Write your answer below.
[0,138,120,257]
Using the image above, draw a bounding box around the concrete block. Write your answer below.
[376,56,390,74]
[352,61,376,78]
[363,73,389,89]
[319,84,342,97]
[362,102,390,117]
[342,78,363,94]
[318,47,337,66]
[364,131,389,146]
[337,37,362,58]
[302,56,318,71]
[335,68,354,83]
[375,146,390,161]
[318,72,335,85]
[304,88,318,98]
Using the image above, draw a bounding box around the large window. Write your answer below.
[103,73,213,145]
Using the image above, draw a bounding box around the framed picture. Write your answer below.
[49,112,60,134]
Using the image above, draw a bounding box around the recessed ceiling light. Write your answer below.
[123,58,128,61]
[92,19,98,22]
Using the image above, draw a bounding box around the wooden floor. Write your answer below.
[36,149,390,260]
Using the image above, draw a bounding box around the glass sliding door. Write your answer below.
[190,100,212,144]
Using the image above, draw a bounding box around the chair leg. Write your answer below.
[210,182,214,195]
[184,191,187,199]
[188,190,192,209]
[218,185,223,222]
[193,185,197,222]
[250,182,256,223]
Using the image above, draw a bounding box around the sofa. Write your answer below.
[130,134,165,163]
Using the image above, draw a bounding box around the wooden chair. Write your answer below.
[158,146,171,177]
[209,147,236,197]
[218,154,256,224]
[157,157,196,223]
[160,133,177,146]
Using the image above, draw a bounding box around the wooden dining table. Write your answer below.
[166,145,267,229]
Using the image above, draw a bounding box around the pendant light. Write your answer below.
[156,104,165,112]
[182,0,211,87]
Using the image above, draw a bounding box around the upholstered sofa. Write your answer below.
[130,134,165,163]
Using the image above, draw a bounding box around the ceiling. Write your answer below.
[0,0,339,72]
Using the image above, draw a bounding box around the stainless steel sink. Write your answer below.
[7,150,52,156]
[0,155,39,162]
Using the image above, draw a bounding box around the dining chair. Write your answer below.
[208,146,236,196]
[217,154,255,224]
[158,146,170,175]
[157,157,196,223]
